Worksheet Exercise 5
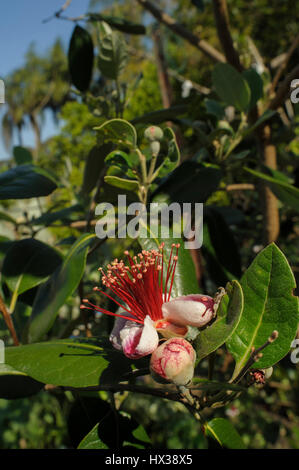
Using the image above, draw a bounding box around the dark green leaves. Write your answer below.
[212,63,251,112]
[227,244,299,378]
[0,165,57,199]
[5,337,134,387]
[153,162,221,204]
[97,21,128,80]
[202,207,242,286]
[205,418,246,449]
[68,25,94,92]
[27,234,96,343]
[195,281,243,363]
[245,166,299,211]
[13,146,33,165]
[88,14,146,35]
[78,416,150,449]
[243,68,264,110]
[82,144,113,195]
[0,364,43,399]
[2,238,63,298]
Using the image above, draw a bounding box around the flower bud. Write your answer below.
[149,140,160,156]
[150,338,196,386]
[263,367,273,380]
[144,126,164,142]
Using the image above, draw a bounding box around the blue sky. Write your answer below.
[0,0,91,160]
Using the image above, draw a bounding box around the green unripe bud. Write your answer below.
[144,126,164,142]
[150,140,160,156]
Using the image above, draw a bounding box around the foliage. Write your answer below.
[0,0,298,451]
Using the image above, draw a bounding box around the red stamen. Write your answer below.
[85,245,180,324]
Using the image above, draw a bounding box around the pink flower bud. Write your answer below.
[150,338,196,386]
[162,294,215,328]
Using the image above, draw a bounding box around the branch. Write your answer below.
[0,295,19,346]
[269,64,299,110]
[270,34,299,95]
[43,0,73,23]
[48,383,181,402]
[212,0,243,72]
[135,0,225,63]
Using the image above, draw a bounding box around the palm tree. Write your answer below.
[1,39,70,158]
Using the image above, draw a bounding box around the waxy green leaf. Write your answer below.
[27,234,96,343]
[0,364,43,399]
[2,239,63,296]
[68,25,94,92]
[205,418,246,449]
[0,165,57,199]
[195,281,243,363]
[227,244,299,378]
[97,21,128,80]
[5,337,134,387]
[212,63,251,112]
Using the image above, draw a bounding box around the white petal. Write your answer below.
[162,294,214,327]
[109,314,135,351]
[121,315,159,359]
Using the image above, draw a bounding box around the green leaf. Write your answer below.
[2,239,63,296]
[77,407,150,449]
[138,237,200,298]
[13,146,33,165]
[82,143,113,195]
[212,63,251,112]
[0,165,57,199]
[0,211,16,225]
[153,162,221,204]
[204,99,225,119]
[205,418,246,449]
[105,150,139,169]
[245,166,299,211]
[27,234,96,343]
[94,118,137,148]
[227,244,299,378]
[195,281,243,363]
[88,13,146,35]
[242,68,264,110]
[243,109,276,137]
[77,423,108,449]
[68,25,94,92]
[5,337,134,387]
[203,206,242,282]
[97,21,128,80]
[104,175,139,192]
[0,364,43,399]
[0,236,14,261]
[157,127,180,175]
[30,204,83,226]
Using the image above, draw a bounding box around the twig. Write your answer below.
[270,34,299,96]
[231,330,279,384]
[269,64,299,110]
[226,183,255,191]
[48,383,181,402]
[0,295,19,346]
[135,0,225,63]
[212,0,243,72]
[43,0,73,23]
